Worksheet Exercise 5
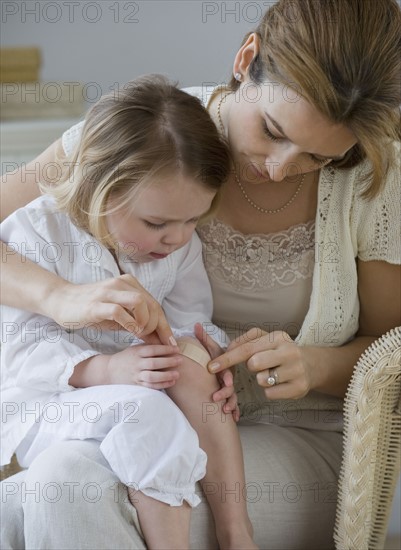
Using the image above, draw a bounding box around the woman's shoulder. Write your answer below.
[352,141,400,206]
[182,86,216,108]
[326,140,400,206]
[62,120,85,157]
[348,141,400,263]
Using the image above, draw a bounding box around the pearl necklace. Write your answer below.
[217,92,305,215]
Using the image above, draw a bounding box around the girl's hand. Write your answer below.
[49,274,175,345]
[107,344,182,390]
[195,323,239,421]
[208,329,314,400]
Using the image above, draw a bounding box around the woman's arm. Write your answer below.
[1,139,62,221]
[305,259,400,396]
[1,140,64,309]
[1,140,66,312]
[2,239,176,343]
[208,260,400,399]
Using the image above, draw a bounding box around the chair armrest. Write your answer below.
[335,327,401,550]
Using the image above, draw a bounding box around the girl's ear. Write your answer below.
[232,33,261,80]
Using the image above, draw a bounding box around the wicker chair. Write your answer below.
[334,326,401,549]
[2,328,401,548]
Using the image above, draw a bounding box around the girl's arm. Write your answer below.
[69,344,182,390]
[0,140,175,344]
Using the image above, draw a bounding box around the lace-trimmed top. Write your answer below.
[199,219,315,290]
[197,219,315,340]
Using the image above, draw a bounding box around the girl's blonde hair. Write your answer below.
[228,0,401,197]
[41,75,230,247]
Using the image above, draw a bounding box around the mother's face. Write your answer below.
[224,79,357,183]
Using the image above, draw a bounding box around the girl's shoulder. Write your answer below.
[3,195,59,227]
[2,194,84,245]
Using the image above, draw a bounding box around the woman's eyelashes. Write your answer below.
[263,123,281,142]
[263,122,332,165]
[313,156,331,166]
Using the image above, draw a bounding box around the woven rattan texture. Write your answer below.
[335,327,401,550]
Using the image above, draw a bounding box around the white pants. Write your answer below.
[15,385,207,508]
[1,422,342,550]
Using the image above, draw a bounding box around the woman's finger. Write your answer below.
[87,302,143,335]
[227,327,268,351]
[127,295,150,333]
[155,312,178,347]
[207,342,262,373]
[247,349,285,373]
[208,332,281,373]
[117,275,176,346]
[262,380,307,400]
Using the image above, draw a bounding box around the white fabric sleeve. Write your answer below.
[1,207,100,393]
[61,120,85,157]
[163,234,228,350]
[355,142,401,264]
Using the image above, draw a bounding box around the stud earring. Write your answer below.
[234,72,242,82]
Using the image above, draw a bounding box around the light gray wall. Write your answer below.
[1,0,267,97]
[1,0,400,538]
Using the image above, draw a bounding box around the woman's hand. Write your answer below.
[48,274,176,345]
[107,344,182,389]
[195,323,239,421]
[208,329,314,400]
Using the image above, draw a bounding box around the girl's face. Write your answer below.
[223,80,357,184]
[106,172,216,263]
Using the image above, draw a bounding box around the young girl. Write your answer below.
[1,76,257,550]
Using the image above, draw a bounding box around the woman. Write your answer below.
[1,1,400,548]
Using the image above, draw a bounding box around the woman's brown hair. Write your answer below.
[228,0,401,197]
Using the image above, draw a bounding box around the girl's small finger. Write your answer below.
[212,386,231,402]
[138,345,180,358]
[140,380,177,390]
[220,369,233,386]
[140,369,180,383]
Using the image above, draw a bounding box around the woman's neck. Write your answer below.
[213,170,320,235]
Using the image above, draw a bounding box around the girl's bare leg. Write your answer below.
[129,490,191,550]
[166,342,258,550]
